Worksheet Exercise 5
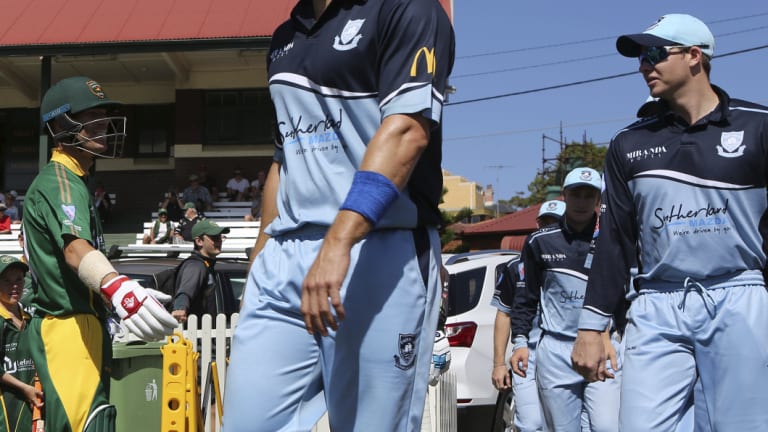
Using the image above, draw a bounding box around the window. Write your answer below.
[446,266,487,317]
[130,104,174,157]
[205,89,274,145]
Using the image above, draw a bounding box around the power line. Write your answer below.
[446,44,768,106]
[456,12,768,60]
[452,25,768,80]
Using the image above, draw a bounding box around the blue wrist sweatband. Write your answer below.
[340,170,400,225]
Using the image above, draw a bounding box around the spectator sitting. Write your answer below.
[244,185,263,222]
[198,164,219,202]
[0,204,10,234]
[226,170,250,202]
[3,193,21,223]
[249,170,266,199]
[160,189,184,222]
[174,202,204,242]
[182,174,212,212]
[143,208,173,244]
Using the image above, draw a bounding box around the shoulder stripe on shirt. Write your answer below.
[528,227,562,242]
[53,163,77,235]
[270,72,377,99]
[636,169,755,190]
[549,267,589,281]
[731,106,768,115]
[379,81,434,108]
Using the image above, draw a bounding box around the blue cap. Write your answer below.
[617,14,714,58]
[563,167,602,191]
[538,200,566,219]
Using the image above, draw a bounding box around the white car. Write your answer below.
[442,250,519,412]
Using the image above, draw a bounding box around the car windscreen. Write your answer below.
[122,273,156,290]
[446,266,486,317]
[221,269,247,302]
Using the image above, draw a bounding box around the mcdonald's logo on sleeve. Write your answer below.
[409,47,436,77]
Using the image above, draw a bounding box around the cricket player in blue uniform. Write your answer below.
[491,200,564,432]
[572,14,768,431]
[222,0,455,431]
[511,168,620,432]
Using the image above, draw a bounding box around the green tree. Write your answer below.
[500,140,607,207]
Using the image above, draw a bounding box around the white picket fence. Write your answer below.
[116,313,457,432]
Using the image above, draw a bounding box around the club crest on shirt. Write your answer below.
[717,131,745,158]
[394,333,417,370]
[61,204,76,221]
[333,19,365,51]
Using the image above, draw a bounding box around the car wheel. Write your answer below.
[491,386,515,432]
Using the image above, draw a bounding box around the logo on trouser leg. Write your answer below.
[394,333,417,370]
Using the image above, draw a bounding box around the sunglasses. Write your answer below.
[638,45,708,66]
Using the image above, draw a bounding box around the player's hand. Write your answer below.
[602,330,619,375]
[510,347,529,378]
[101,276,178,341]
[23,383,43,409]
[301,241,349,336]
[571,330,611,382]
[172,309,188,324]
[491,364,511,390]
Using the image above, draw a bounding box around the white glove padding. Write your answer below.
[101,276,177,341]
[145,288,172,304]
[429,330,451,385]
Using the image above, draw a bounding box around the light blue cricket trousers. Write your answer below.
[620,271,768,432]
[512,323,547,432]
[535,333,621,432]
[222,226,442,432]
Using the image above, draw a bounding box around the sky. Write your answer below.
[442,1,768,202]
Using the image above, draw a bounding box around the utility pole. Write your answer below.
[484,164,513,217]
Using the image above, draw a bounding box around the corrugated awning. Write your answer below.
[0,0,294,55]
[0,0,453,55]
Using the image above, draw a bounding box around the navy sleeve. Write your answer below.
[492,258,519,313]
[511,236,540,337]
[376,0,455,121]
[582,135,636,323]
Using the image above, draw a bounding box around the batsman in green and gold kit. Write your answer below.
[21,77,177,432]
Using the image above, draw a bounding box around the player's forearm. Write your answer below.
[248,161,280,264]
[64,238,118,289]
[0,372,32,395]
[493,311,511,366]
[358,113,431,190]
[328,114,430,246]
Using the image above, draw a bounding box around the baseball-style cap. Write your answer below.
[191,220,230,239]
[617,14,715,58]
[183,202,196,209]
[189,174,199,182]
[563,167,602,191]
[0,203,6,211]
[41,76,121,122]
[0,255,28,276]
[158,208,168,215]
[538,200,566,219]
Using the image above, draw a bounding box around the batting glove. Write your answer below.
[101,276,177,341]
[145,288,173,304]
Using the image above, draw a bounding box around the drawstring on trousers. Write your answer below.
[677,277,717,317]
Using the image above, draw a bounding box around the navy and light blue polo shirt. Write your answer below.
[265,0,455,235]
[580,86,768,330]
[511,218,597,340]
